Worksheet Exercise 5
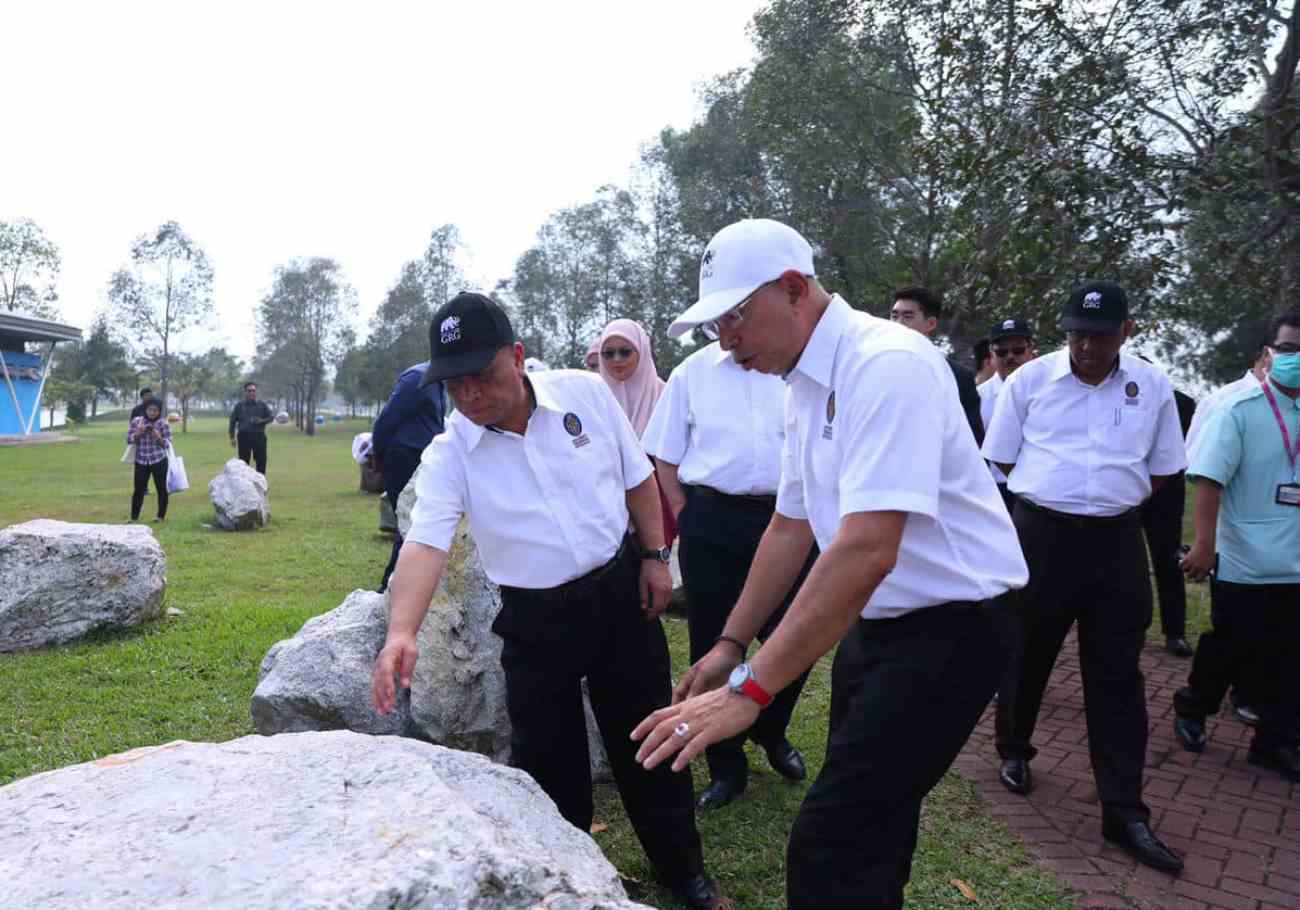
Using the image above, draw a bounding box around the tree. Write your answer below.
[106,221,215,409]
[77,318,136,418]
[256,257,358,435]
[0,218,61,318]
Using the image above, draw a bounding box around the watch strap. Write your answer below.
[738,676,773,708]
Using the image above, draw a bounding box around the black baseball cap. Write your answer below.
[1062,280,1128,332]
[420,292,516,386]
[989,317,1034,343]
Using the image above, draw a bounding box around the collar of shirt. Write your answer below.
[787,294,852,388]
[461,374,558,451]
[1046,349,1135,388]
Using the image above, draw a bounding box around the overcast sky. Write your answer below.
[5,1,763,361]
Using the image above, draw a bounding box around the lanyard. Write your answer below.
[1260,380,1300,476]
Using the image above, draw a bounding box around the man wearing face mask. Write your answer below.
[1173,311,1300,783]
[982,281,1186,873]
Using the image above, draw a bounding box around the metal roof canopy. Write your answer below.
[0,312,83,344]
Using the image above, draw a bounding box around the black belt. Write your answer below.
[499,538,632,604]
[691,484,777,511]
[1017,497,1138,526]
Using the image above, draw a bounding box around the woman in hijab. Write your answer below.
[597,318,676,545]
[585,338,602,371]
[126,399,172,523]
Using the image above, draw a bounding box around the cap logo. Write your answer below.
[1002,319,1016,330]
[701,247,715,280]
[563,412,583,437]
[440,315,461,344]
[1082,291,1103,309]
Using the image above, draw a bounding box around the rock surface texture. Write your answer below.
[0,731,651,910]
[256,513,611,779]
[209,458,270,530]
[0,519,166,652]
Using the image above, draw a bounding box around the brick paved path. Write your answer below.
[955,632,1300,909]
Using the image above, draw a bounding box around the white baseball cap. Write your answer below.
[667,218,816,339]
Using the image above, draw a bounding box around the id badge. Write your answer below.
[1277,483,1300,507]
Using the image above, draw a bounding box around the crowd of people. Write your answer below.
[362,217,1298,910]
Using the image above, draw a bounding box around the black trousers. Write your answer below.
[378,446,424,592]
[1140,472,1187,638]
[677,489,816,786]
[130,459,169,520]
[495,544,704,888]
[237,431,267,474]
[786,604,1006,910]
[995,502,1152,824]
[1175,580,1300,752]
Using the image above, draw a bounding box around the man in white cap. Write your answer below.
[632,219,1028,909]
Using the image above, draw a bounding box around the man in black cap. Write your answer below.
[371,292,728,910]
[129,387,156,421]
[978,317,1035,512]
[983,281,1187,873]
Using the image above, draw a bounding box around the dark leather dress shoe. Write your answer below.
[1102,819,1183,872]
[762,738,807,781]
[696,779,744,811]
[1247,743,1300,782]
[998,758,1033,795]
[1174,716,1207,753]
[673,872,733,910]
[1166,636,1194,658]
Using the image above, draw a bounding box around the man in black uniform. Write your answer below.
[983,281,1185,873]
[228,381,274,474]
[129,387,156,420]
[890,287,984,444]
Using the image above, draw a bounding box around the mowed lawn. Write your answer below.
[0,414,1074,909]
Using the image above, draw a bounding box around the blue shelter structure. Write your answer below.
[0,312,83,437]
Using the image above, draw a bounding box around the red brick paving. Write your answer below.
[954,630,1299,909]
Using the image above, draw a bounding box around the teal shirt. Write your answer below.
[1188,379,1300,584]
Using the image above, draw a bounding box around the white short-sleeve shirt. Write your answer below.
[982,349,1188,516]
[978,373,1008,484]
[404,369,654,589]
[642,342,785,495]
[776,295,1028,618]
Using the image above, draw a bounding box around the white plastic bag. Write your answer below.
[121,444,136,464]
[166,445,189,493]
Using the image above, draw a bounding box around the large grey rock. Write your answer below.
[0,731,651,910]
[254,522,611,779]
[0,519,166,652]
[209,457,270,530]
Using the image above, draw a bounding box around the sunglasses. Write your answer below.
[602,347,636,360]
[993,345,1028,358]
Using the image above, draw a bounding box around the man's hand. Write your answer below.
[372,635,420,714]
[672,643,741,704]
[1180,540,1215,582]
[639,559,672,619]
[632,687,759,773]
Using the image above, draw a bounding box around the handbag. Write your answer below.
[121,444,136,464]
[166,444,190,493]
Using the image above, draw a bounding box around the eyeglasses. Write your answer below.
[601,347,635,360]
[994,344,1029,359]
[702,280,778,341]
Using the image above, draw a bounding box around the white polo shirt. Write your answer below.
[775,295,1028,618]
[642,341,784,495]
[982,349,1187,516]
[404,369,653,589]
[978,373,1008,484]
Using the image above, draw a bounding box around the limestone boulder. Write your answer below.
[209,458,270,530]
[0,519,166,652]
[0,731,651,910]
[253,523,611,779]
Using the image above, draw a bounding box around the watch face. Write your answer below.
[728,663,750,689]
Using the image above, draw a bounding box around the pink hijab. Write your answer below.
[598,319,665,437]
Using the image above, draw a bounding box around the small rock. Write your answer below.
[208,458,270,531]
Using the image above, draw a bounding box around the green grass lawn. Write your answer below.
[0,415,1074,908]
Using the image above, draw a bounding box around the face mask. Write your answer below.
[1270,351,1300,387]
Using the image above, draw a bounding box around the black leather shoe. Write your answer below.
[1247,743,1300,782]
[696,779,744,811]
[1102,820,1183,872]
[672,873,733,910]
[1174,716,1207,753]
[762,738,807,781]
[1166,636,1193,658]
[998,758,1033,795]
